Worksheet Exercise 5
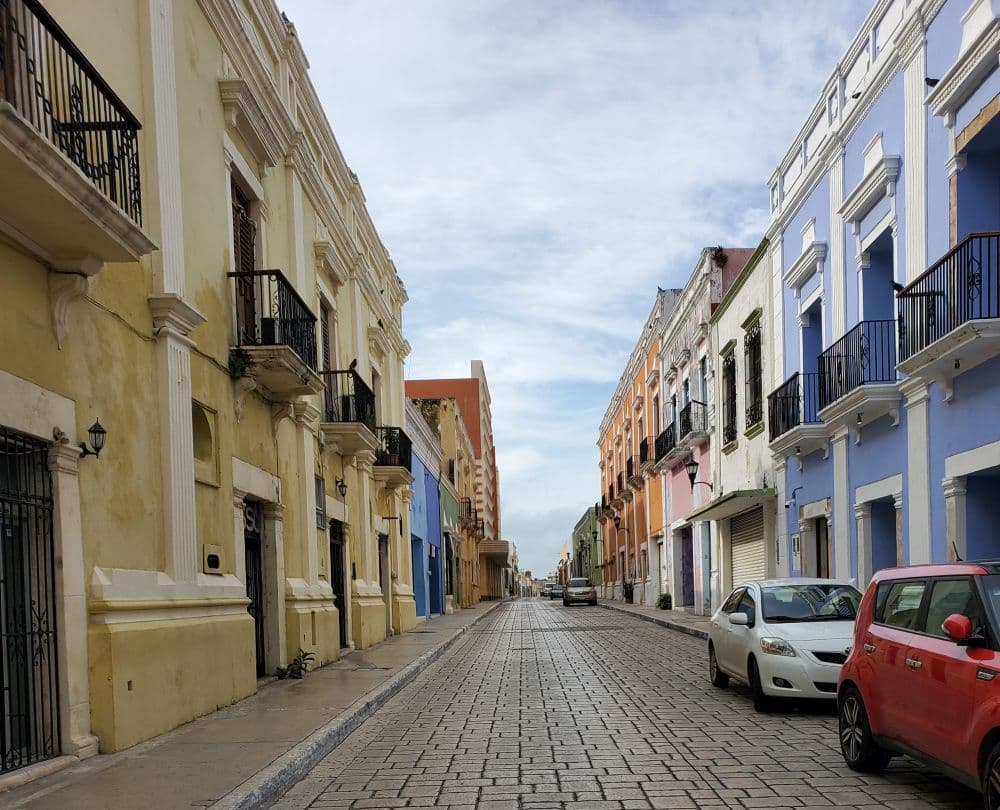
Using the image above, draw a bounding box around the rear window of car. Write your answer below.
[875,580,926,629]
[567,578,590,587]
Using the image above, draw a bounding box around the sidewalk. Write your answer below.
[2,601,501,810]
[598,598,710,639]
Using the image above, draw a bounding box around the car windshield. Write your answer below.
[568,578,590,587]
[982,576,1000,627]
[760,584,862,622]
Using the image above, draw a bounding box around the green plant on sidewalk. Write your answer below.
[275,648,316,680]
[656,592,673,610]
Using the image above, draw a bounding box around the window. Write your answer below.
[722,350,737,444]
[232,180,256,274]
[682,378,690,407]
[671,394,677,427]
[722,588,745,613]
[699,356,708,402]
[921,578,983,638]
[320,301,337,371]
[315,475,326,529]
[737,590,757,625]
[761,584,861,622]
[653,395,660,435]
[744,320,763,428]
[876,580,927,629]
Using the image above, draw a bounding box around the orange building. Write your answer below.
[597,290,677,605]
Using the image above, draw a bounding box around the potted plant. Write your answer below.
[623,580,634,604]
[656,592,673,610]
[383,430,401,466]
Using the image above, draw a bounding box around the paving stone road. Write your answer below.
[278,600,981,809]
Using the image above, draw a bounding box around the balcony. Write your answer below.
[459,497,473,528]
[767,372,828,459]
[897,232,1000,399]
[654,424,676,462]
[373,426,414,488]
[817,319,899,437]
[639,437,652,472]
[319,370,377,456]
[229,269,323,398]
[612,472,624,508]
[678,401,708,446]
[0,0,154,271]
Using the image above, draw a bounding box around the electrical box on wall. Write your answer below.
[203,543,224,574]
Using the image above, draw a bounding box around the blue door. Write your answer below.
[680,528,694,607]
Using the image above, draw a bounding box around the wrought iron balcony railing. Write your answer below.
[768,372,821,441]
[0,0,143,222]
[374,426,412,471]
[818,319,896,410]
[639,437,649,465]
[229,269,318,370]
[898,232,1000,362]
[679,401,707,439]
[459,497,473,526]
[320,369,375,426]
[654,423,676,460]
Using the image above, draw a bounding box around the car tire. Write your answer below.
[984,740,1000,810]
[708,643,729,688]
[838,687,890,773]
[748,657,771,712]
[589,600,597,606]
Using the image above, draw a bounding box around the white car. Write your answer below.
[707,578,862,711]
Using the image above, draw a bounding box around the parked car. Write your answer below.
[541,582,554,597]
[837,561,1000,807]
[563,577,598,606]
[708,578,862,711]
[549,584,564,600]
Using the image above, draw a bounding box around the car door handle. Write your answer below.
[863,643,876,654]
[905,657,922,670]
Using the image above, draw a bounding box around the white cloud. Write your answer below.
[281,0,873,575]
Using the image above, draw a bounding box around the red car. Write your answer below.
[837,561,1000,807]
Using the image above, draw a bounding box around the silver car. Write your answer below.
[563,577,597,606]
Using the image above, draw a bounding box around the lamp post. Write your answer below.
[685,457,713,493]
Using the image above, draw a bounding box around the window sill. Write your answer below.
[721,439,739,455]
[744,422,765,440]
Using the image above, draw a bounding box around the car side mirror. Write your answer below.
[729,612,749,626]
[942,614,972,642]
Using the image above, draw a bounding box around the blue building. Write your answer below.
[406,401,444,617]
[766,0,1000,583]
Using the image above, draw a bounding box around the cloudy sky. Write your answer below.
[281,0,872,578]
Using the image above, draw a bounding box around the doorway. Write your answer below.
[378,534,390,635]
[814,516,831,578]
[680,527,695,607]
[243,499,266,677]
[329,519,348,648]
[0,427,60,773]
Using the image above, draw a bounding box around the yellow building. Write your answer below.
[0,0,413,772]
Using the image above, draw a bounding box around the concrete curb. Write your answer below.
[598,601,709,640]
[210,601,504,810]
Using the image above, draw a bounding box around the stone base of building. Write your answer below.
[87,611,256,753]
[351,594,388,650]
[392,593,417,635]
[285,600,340,666]
[444,595,455,614]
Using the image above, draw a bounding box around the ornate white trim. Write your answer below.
[219,77,284,170]
[839,156,901,226]
[49,271,90,349]
[927,6,1000,117]
[783,241,827,290]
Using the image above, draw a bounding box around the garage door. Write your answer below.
[730,507,765,586]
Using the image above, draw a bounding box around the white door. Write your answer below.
[729,508,765,590]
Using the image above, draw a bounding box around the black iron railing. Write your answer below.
[374,426,412,471]
[679,401,706,439]
[654,423,675,460]
[768,372,821,441]
[818,319,896,409]
[229,270,318,370]
[639,437,649,465]
[626,456,634,479]
[615,472,623,494]
[0,0,143,222]
[475,518,485,538]
[459,497,472,526]
[320,370,375,426]
[898,232,1000,361]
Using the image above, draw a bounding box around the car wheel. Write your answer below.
[708,643,729,688]
[839,687,890,773]
[589,600,597,606]
[748,657,771,712]
[984,740,1000,810]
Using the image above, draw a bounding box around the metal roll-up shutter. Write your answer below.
[730,507,765,586]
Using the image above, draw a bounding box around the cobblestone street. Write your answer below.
[279,600,980,809]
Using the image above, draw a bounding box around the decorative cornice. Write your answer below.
[148,293,207,338]
[839,156,901,225]
[926,6,1000,118]
[783,241,828,290]
[218,78,284,170]
[314,240,347,290]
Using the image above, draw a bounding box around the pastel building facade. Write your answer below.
[406,400,444,618]
[0,0,414,773]
[572,506,603,585]
[767,0,1000,584]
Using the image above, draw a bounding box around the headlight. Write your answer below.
[760,637,796,657]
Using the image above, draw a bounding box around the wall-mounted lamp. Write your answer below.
[79,419,107,459]
[794,445,802,456]
[856,412,863,425]
[335,477,348,498]
[685,457,713,492]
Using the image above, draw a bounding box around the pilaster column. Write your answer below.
[149,298,205,584]
[340,523,355,648]
[855,501,873,587]
[943,477,967,562]
[400,488,414,590]
[354,452,376,583]
[774,457,789,577]
[294,401,321,586]
[262,501,287,669]
[831,428,850,579]
[893,491,905,566]
[48,442,98,759]
[233,489,248,586]
[902,378,931,563]
[903,32,927,282]
[828,146,846,335]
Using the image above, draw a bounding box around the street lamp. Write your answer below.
[685,457,713,492]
